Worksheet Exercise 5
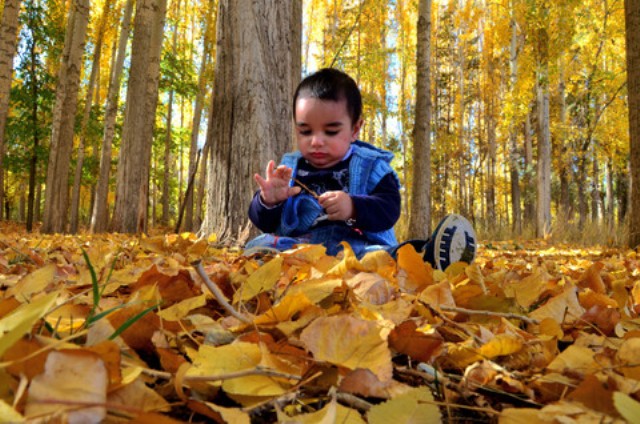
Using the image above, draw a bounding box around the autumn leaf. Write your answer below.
[367,386,441,423]
[24,350,109,422]
[300,315,393,381]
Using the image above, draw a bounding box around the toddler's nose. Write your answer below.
[310,135,324,146]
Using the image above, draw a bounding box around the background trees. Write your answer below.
[0,0,634,245]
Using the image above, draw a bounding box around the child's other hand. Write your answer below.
[318,191,355,222]
[254,160,302,206]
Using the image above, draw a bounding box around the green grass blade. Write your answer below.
[109,303,160,341]
[81,248,100,310]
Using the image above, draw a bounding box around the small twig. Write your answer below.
[427,305,483,344]
[136,364,302,382]
[293,178,319,199]
[439,305,540,325]
[193,260,252,324]
[184,367,303,382]
[336,392,373,412]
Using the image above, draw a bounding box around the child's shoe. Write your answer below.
[425,214,477,271]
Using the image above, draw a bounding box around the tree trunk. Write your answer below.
[41,0,91,234]
[26,30,38,232]
[162,89,174,226]
[91,0,133,232]
[626,0,640,247]
[200,0,302,241]
[184,0,215,232]
[70,0,113,233]
[162,0,181,228]
[558,61,571,222]
[111,0,167,233]
[523,109,535,224]
[0,0,22,217]
[508,16,521,234]
[408,0,432,238]
[535,6,552,238]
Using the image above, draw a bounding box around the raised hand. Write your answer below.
[254,160,302,206]
[318,190,355,222]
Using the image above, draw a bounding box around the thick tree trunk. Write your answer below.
[508,16,521,234]
[626,0,640,247]
[558,62,571,222]
[200,0,301,241]
[70,0,113,233]
[0,0,22,216]
[41,0,90,234]
[91,0,133,232]
[111,0,167,233]
[408,0,432,238]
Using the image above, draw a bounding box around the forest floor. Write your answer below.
[0,221,639,423]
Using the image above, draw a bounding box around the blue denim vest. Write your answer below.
[277,141,399,256]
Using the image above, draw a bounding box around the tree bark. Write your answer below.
[408,0,432,238]
[111,0,167,233]
[535,5,552,238]
[70,0,113,233]
[183,0,215,232]
[626,0,640,247]
[0,0,22,217]
[508,15,521,234]
[90,0,133,233]
[41,0,90,234]
[200,0,301,241]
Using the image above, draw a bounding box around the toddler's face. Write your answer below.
[294,97,362,169]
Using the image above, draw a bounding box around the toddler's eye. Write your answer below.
[298,130,312,136]
[325,131,339,136]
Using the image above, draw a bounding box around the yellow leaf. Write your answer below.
[359,249,397,282]
[253,292,313,325]
[396,244,432,292]
[0,400,24,423]
[326,242,369,276]
[288,277,343,304]
[477,334,524,359]
[234,257,284,303]
[108,378,170,413]
[7,264,57,301]
[616,338,640,380]
[445,340,482,368]
[538,318,563,338]
[201,402,251,424]
[0,291,58,357]
[158,294,207,321]
[186,342,290,396]
[547,345,601,376]
[367,386,441,424]
[509,268,552,308]
[530,286,585,325]
[300,315,392,381]
[499,408,548,424]
[24,350,108,422]
[613,392,640,423]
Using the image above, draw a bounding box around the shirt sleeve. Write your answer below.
[350,173,401,232]
[248,191,284,233]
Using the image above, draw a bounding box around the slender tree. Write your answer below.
[408,0,432,238]
[41,0,91,233]
[91,0,134,233]
[111,0,167,233]
[626,0,640,247]
[0,0,22,216]
[535,3,551,237]
[70,0,114,233]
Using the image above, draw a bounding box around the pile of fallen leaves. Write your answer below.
[1,222,639,423]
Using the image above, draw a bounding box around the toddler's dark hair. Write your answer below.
[293,68,362,125]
